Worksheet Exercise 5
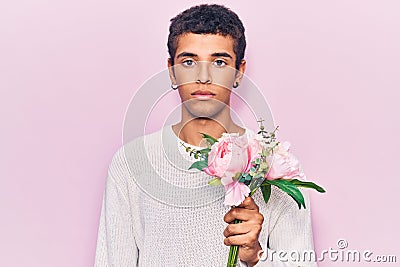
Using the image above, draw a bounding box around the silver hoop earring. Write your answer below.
[171,83,178,90]
[233,81,239,88]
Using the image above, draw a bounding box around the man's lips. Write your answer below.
[191,90,216,99]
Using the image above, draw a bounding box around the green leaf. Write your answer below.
[239,173,250,181]
[289,179,326,193]
[208,177,222,186]
[260,183,272,204]
[188,160,208,171]
[198,148,211,155]
[268,179,306,209]
[199,132,218,145]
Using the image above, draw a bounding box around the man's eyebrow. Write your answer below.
[211,52,232,59]
[176,52,197,58]
[176,52,233,59]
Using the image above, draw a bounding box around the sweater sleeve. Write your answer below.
[94,174,139,267]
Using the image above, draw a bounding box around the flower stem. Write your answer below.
[227,218,242,267]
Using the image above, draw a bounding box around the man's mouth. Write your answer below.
[191,90,216,99]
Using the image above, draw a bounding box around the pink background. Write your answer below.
[1,0,399,266]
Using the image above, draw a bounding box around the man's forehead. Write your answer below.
[175,33,235,57]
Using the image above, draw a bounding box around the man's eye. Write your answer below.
[213,60,226,67]
[182,60,196,67]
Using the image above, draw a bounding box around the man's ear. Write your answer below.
[234,59,246,85]
[167,58,177,85]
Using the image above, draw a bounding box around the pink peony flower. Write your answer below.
[223,180,251,206]
[203,131,262,206]
[266,141,305,180]
[203,133,250,182]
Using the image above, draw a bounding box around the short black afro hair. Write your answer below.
[167,4,246,70]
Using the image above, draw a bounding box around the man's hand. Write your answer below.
[223,196,264,266]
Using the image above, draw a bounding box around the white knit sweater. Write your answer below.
[94,125,317,267]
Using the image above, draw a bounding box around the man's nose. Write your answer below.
[196,61,211,84]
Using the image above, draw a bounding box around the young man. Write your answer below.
[95,4,316,267]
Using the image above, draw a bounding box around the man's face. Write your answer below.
[168,33,246,118]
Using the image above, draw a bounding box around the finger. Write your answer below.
[223,222,252,237]
[224,207,251,222]
[237,196,259,211]
[224,208,264,223]
[223,230,260,247]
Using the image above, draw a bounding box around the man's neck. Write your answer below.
[172,111,245,147]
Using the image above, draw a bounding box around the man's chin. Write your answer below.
[185,107,224,119]
[187,110,218,119]
[183,101,224,117]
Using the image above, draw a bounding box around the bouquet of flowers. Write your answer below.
[183,119,325,267]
